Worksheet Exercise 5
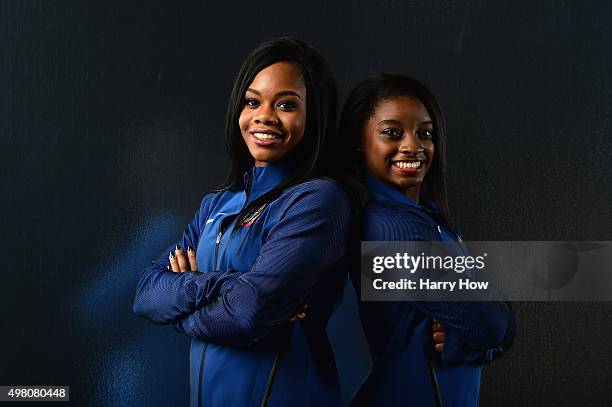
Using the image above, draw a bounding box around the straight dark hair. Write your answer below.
[218,37,338,229]
[339,73,452,223]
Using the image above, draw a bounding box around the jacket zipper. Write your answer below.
[214,230,222,270]
[198,218,232,407]
[199,172,253,406]
[242,170,279,407]
[428,353,444,407]
[260,351,281,407]
[197,343,208,407]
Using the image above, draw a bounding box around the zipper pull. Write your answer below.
[216,231,222,244]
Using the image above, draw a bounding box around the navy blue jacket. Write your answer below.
[133,162,352,407]
[352,174,516,407]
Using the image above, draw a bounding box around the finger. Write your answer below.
[169,251,180,272]
[175,245,188,272]
[188,246,198,271]
[435,343,444,352]
[433,323,444,332]
[433,332,445,342]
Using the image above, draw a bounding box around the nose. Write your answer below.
[254,104,279,125]
[398,132,423,155]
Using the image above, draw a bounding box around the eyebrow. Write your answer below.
[246,88,302,99]
[378,119,432,126]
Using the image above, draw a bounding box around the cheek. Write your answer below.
[363,140,389,170]
[292,118,304,133]
[291,114,306,141]
[238,109,250,131]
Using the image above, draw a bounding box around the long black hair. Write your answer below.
[219,37,339,228]
[339,73,452,223]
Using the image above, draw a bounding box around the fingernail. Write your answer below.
[176,245,182,251]
[169,251,175,258]
[188,246,193,252]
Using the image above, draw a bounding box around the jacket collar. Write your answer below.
[364,172,423,208]
[242,160,293,202]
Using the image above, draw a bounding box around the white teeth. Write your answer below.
[394,161,421,169]
[253,133,280,140]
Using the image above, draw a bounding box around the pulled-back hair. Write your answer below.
[339,73,451,221]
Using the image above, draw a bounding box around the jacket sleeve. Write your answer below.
[174,182,351,347]
[133,194,243,324]
[363,208,516,352]
[440,313,515,366]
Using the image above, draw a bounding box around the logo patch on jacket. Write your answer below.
[240,204,267,227]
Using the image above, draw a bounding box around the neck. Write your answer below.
[404,185,420,203]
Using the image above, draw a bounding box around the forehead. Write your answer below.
[248,61,306,94]
[371,95,431,123]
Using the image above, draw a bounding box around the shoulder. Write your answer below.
[362,201,439,241]
[273,178,351,219]
[284,178,350,206]
[196,188,240,220]
[198,190,225,211]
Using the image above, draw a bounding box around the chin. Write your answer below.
[254,152,276,161]
[395,179,420,189]
[251,153,277,164]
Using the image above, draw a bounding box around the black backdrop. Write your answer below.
[1,1,611,406]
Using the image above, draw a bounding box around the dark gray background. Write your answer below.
[1,1,610,406]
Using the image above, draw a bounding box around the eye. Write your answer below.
[245,98,260,108]
[277,100,297,111]
[417,129,434,139]
[382,128,402,139]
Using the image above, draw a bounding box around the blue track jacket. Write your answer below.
[352,174,516,407]
[133,162,352,407]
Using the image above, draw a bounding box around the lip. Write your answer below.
[249,128,285,147]
[391,160,426,175]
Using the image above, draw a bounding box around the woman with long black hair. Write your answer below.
[134,38,353,406]
[340,74,515,406]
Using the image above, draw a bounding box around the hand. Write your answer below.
[432,319,445,352]
[281,304,308,324]
[168,245,198,272]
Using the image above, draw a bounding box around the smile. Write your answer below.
[393,160,422,169]
[391,160,425,174]
[250,130,284,146]
[253,132,282,140]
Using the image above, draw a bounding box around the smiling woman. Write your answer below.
[340,74,516,407]
[133,38,356,407]
[361,95,434,203]
[240,61,307,165]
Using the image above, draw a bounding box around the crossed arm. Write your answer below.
[167,246,307,322]
[134,183,356,347]
[362,209,516,362]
